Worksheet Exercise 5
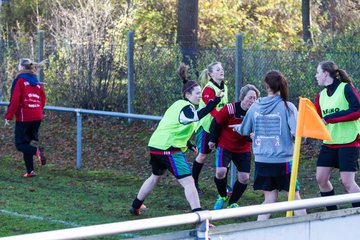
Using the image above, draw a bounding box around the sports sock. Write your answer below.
[320,189,338,211]
[214,177,227,198]
[229,181,247,205]
[132,197,144,209]
[192,161,204,187]
[192,208,203,212]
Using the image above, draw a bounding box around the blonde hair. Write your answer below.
[239,84,260,101]
[199,61,221,88]
[19,58,47,74]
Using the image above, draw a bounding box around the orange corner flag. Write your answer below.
[287,97,332,217]
[296,97,332,141]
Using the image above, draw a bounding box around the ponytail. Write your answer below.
[178,63,199,98]
[199,69,210,88]
[178,63,189,84]
[319,61,353,84]
[199,61,222,88]
[264,70,289,109]
[337,69,352,84]
[18,58,47,75]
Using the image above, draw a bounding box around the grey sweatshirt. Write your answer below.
[235,95,297,163]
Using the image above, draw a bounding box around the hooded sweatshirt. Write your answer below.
[237,95,297,164]
[5,72,46,122]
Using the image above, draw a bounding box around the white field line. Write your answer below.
[0,209,140,238]
[0,209,82,227]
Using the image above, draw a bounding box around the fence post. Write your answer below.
[37,30,44,83]
[76,110,82,169]
[195,219,209,240]
[127,31,135,124]
[230,33,244,187]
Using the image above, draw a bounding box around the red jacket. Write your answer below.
[5,73,46,122]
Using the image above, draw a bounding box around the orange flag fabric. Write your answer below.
[296,97,332,141]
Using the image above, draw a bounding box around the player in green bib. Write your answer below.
[192,62,229,193]
[315,61,360,210]
[130,63,223,216]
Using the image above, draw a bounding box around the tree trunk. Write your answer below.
[177,0,198,66]
[302,0,312,44]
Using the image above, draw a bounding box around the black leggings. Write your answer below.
[15,121,41,173]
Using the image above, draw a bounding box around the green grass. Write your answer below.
[0,117,354,239]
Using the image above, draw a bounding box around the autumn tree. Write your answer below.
[44,0,134,109]
[312,0,360,35]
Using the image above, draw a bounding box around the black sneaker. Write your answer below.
[129,207,141,216]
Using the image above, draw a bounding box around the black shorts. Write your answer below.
[149,149,191,179]
[253,162,300,192]
[253,174,300,192]
[317,146,359,172]
[215,147,251,173]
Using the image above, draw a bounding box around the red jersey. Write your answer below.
[210,102,251,153]
[202,80,225,117]
[5,74,46,122]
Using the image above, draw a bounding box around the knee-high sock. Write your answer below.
[229,181,247,205]
[320,189,338,211]
[192,161,204,187]
[214,177,227,198]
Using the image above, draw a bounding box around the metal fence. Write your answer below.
[1,32,359,115]
[1,193,360,240]
[0,102,161,169]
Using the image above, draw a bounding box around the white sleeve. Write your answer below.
[179,105,199,124]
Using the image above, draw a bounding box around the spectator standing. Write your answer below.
[4,58,47,177]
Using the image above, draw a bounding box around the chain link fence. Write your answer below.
[1,34,359,115]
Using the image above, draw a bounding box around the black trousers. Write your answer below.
[15,121,41,173]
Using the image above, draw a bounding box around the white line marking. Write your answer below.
[0,209,82,227]
[0,209,141,238]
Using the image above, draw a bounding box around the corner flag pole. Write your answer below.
[286,97,332,217]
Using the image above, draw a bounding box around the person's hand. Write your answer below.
[216,89,225,98]
[228,124,241,131]
[208,141,216,150]
[4,119,10,127]
[190,146,199,155]
[249,132,254,139]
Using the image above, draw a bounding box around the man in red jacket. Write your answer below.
[4,58,47,177]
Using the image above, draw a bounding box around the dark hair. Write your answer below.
[264,70,289,107]
[178,63,199,98]
[319,61,352,84]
